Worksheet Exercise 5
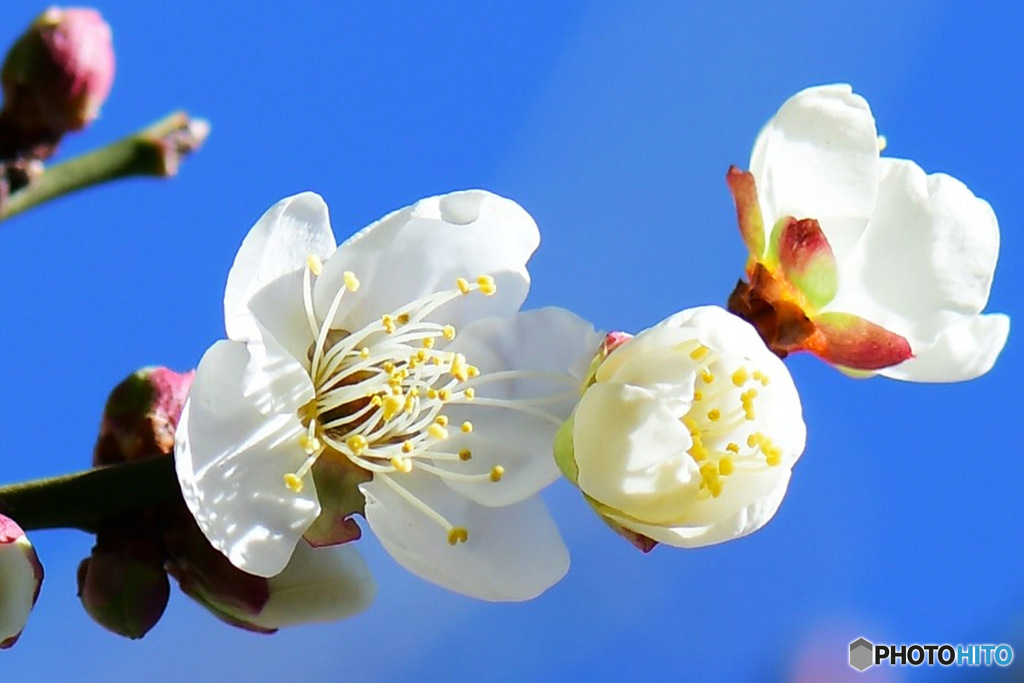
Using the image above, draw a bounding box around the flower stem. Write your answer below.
[0,110,210,221]
[0,457,181,533]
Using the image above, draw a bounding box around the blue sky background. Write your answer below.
[1,2,1021,681]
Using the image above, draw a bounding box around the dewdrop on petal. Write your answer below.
[554,306,806,552]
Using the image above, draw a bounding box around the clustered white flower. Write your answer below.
[175,190,601,601]
[728,84,1008,381]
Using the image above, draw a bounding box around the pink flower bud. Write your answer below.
[94,367,194,466]
[0,515,44,649]
[76,537,169,639]
[1,7,115,137]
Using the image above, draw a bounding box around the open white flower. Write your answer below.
[555,306,805,549]
[0,515,43,649]
[727,83,1008,381]
[176,190,601,601]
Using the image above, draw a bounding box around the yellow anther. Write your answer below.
[459,449,472,461]
[435,415,449,427]
[390,456,413,473]
[477,275,497,296]
[283,473,304,493]
[370,395,383,407]
[741,388,758,420]
[719,457,735,476]
[402,441,414,454]
[689,345,709,361]
[726,442,740,454]
[463,387,476,400]
[689,442,709,462]
[747,432,764,448]
[383,361,396,374]
[427,388,438,400]
[360,346,370,359]
[451,353,469,381]
[447,527,469,545]
[382,395,403,421]
[346,435,368,456]
[467,365,480,378]
[430,355,442,365]
[460,421,473,433]
[682,416,700,437]
[731,368,749,387]
[438,388,451,402]
[343,271,360,292]
[442,325,456,340]
[397,313,410,325]
[707,409,721,422]
[403,395,416,413]
[382,315,396,334]
[456,277,471,295]
[306,254,323,276]
[693,391,703,402]
[707,478,723,498]
[766,450,782,467]
[415,349,427,362]
[759,375,771,386]
[490,466,505,482]
[699,463,723,497]
[422,337,435,349]
[701,368,715,384]
[299,434,321,455]
[428,423,449,440]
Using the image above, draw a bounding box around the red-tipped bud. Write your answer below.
[0,515,44,649]
[2,7,115,138]
[94,367,194,466]
[76,539,169,639]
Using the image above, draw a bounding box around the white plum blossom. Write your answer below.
[176,190,601,601]
[0,515,43,649]
[555,307,805,549]
[727,83,1008,381]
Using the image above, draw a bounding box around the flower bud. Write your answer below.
[76,537,169,640]
[1,7,115,139]
[93,367,194,466]
[555,306,806,551]
[0,515,44,649]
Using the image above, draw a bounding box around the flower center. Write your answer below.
[282,255,575,546]
[678,341,782,498]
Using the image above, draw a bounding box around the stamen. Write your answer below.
[428,423,449,440]
[284,473,304,493]
[731,368,749,387]
[690,345,709,361]
[448,527,469,545]
[442,325,456,340]
[476,275,497,295]
[460,421,473,433]
[343,271,360,292]
[306,254,323,276]
[456,277,471,295]
[390,456,413,473]
[490,465,504,482]
[459,449,472,461]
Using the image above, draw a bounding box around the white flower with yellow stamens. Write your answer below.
[554,306,805,550]
[175,190,602,601]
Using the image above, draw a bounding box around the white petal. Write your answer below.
[605,471,791,548]
[246,269,317,368]
[361,473,568,601]
[440,308,603,506]
[829,158,1002,340]
[251,543,375,628]
[224,193,336,343]
[241,316,315,417]
[573,381,697,524]
[750,84,879,263]
[879,313,1009,382]
[0,525,40,649]
[314,190,538,332]
[175,340,320,578]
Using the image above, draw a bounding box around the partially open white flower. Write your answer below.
[176,190,601,601]
[0,515,43,649]
[556,306,805,549]
[727,83,1009,381]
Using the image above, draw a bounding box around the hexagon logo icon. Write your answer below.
[849,637,874,671]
